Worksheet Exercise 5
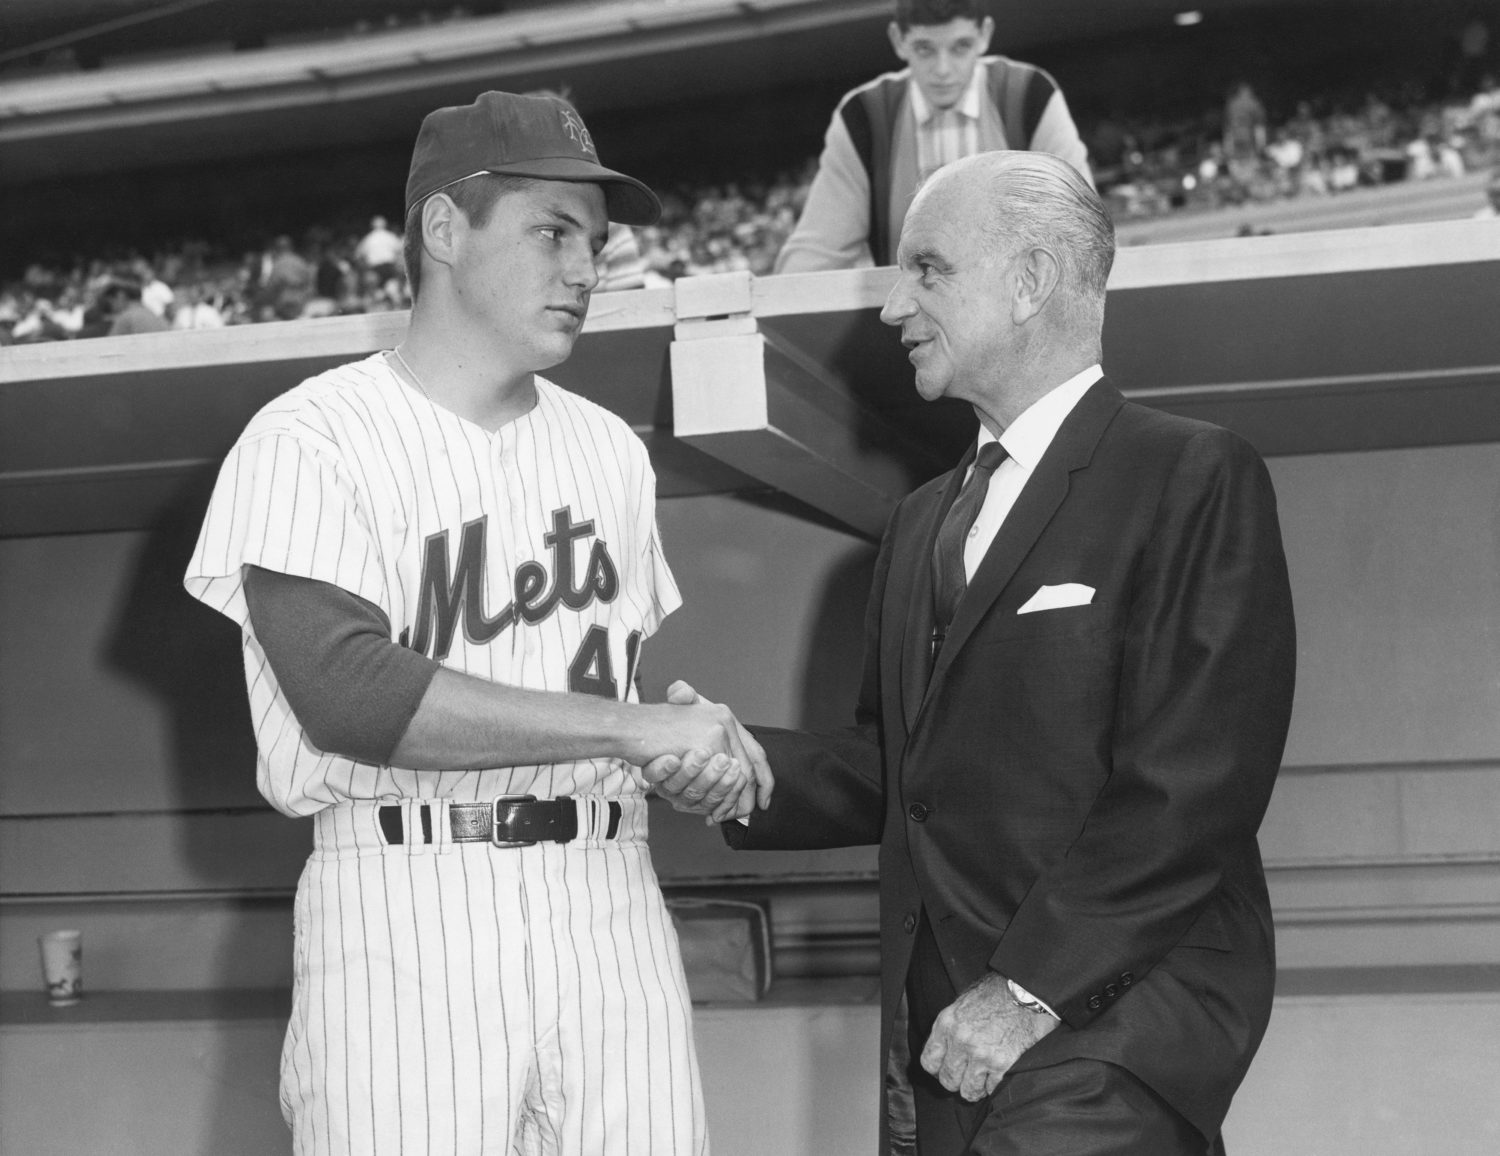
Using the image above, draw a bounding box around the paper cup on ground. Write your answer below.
[39,930,83,1006]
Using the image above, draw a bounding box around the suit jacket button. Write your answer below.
[1087,995,1103,1011]
[1120,972,1133,988]
[903,913,917,934]
[1104,983,1119,1000]
[908,802,929,822]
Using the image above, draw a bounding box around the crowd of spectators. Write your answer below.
[4,77,1499,346]
[0,221,413,345]
[1092,77,1500,220]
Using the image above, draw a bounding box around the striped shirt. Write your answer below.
[909,64,986,184]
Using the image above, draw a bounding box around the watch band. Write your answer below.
[1007,978,1054,1016]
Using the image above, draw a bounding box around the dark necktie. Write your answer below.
[931,441,1007,656]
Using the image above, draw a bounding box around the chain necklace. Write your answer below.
[391,345,432,400]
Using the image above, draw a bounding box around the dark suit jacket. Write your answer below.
[729,379,1296,1145]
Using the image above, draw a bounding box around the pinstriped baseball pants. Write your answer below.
[282,799,708,1155]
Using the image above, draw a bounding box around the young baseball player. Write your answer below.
[184,90,768,1156]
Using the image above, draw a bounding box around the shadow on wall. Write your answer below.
[792,542,879,734]
[103,470,296,1153]
[104,468,262,814]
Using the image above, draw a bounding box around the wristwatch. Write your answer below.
[1007,978,1054,1016]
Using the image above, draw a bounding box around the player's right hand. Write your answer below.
[659,681,773,813]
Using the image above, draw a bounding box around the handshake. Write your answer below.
[636,681,772,825]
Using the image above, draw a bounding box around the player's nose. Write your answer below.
[564,240,601,293]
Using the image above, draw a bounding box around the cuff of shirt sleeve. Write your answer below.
[1007,978,1060,1019]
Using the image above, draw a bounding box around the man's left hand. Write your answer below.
[642,748,754,824]
[921,972,1060,1101]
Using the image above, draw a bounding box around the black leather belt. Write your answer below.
[378,796,622,848]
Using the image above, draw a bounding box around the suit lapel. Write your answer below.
[920,380,1126,709]
[899,442,975,733]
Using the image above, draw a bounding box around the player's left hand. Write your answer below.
[642,748,753,824]
[921,972,1060,1101]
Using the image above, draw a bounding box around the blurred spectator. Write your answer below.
[1284,101,1328,160]
[101,275,171,336]
[774,0,1090,273]
[314,237,355,302]
[1438,136,1468,177]
[1223,81,1268,187]
[1405,135,1437,179]
[1327,148,1362,191]
[172,283,226,329]
[596,222,649,292]
[0,291,18,343]
[10,296,72,342]
[354,215,403,283]
[137,259,175,319]
[1265,129,1307,195]
[260,235,315,320]
[1475,166,1500,217]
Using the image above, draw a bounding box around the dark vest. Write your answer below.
[839,57,1058,265]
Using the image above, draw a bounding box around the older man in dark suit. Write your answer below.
[655,150,1296,1154]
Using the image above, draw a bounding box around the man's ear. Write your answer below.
[421,194,460,270]
[976,16,994,55]
[887,21,910,61]
[1012,246,1062,324]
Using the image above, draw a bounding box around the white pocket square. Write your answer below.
[1017,583,1095,615]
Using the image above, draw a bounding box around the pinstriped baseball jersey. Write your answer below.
[185,349,709,1156]
[185,352,680,816]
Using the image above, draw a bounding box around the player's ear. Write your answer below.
[421,194,460,270]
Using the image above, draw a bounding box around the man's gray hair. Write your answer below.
[930,151,1115,309]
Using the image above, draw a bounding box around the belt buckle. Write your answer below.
[491,795,539,848]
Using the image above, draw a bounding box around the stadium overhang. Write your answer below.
[1,0,1370,186]
[3,0,896,185]
[3,218,1499,539]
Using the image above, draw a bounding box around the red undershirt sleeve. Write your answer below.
[242,564,440,766]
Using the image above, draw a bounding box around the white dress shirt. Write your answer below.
[962,365,1104,581]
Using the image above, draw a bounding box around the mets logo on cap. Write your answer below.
[559,107,596,157]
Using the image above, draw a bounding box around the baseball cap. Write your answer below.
[405,91,662,226]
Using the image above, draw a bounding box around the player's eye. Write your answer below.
[538,226,562,242]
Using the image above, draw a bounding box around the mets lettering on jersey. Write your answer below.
[184,352,681,818]
[403,508,642,700]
